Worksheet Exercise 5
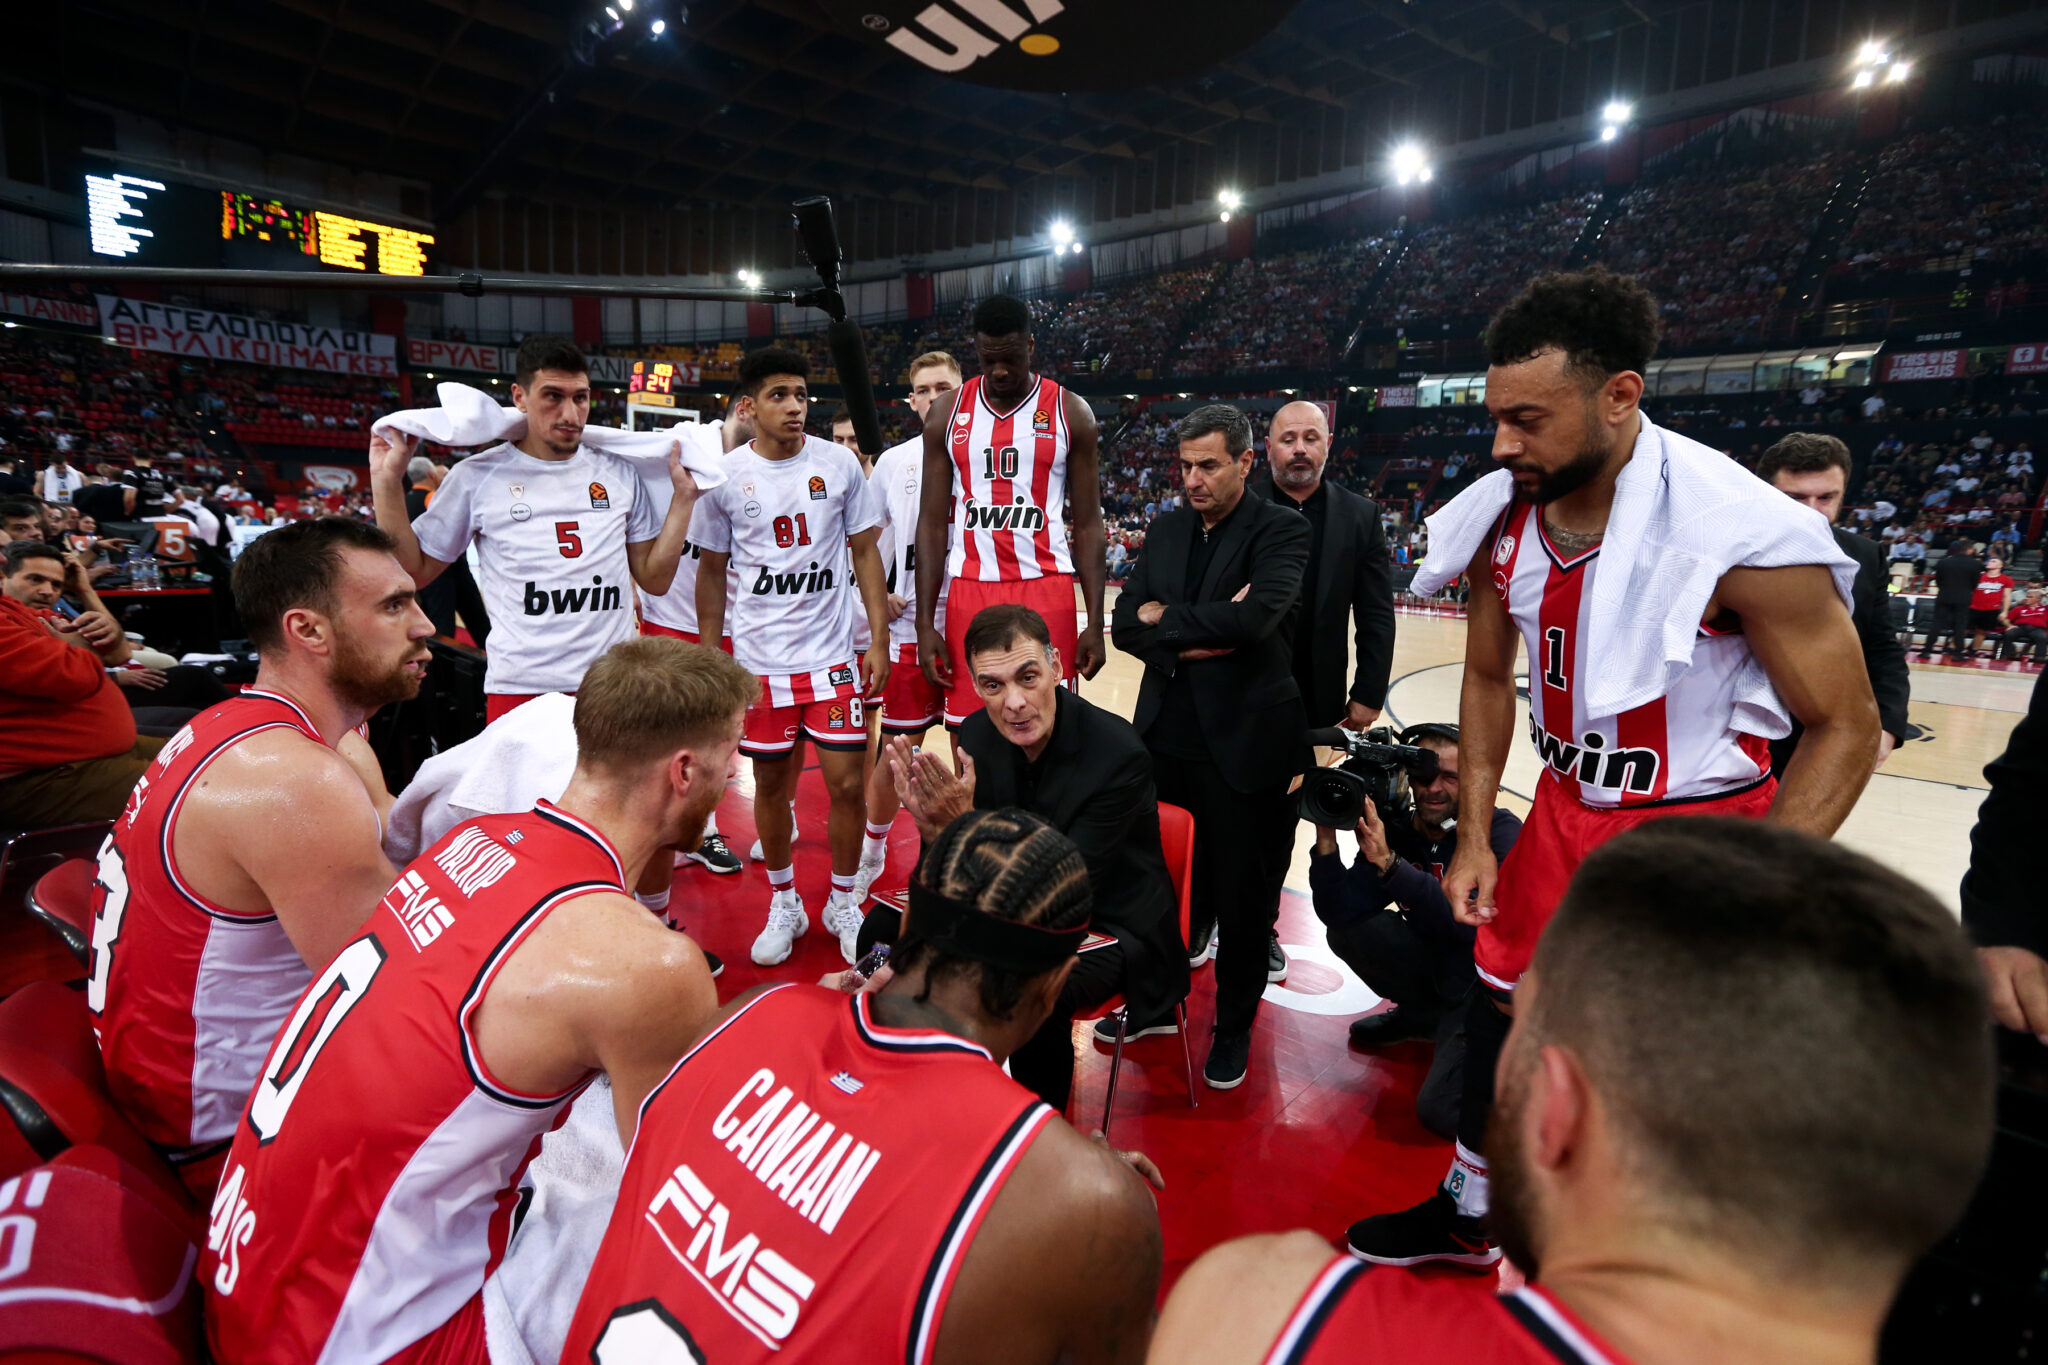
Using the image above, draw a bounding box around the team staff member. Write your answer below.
[1112,404,1312,1092]
[561,809,1164,1365]
[1310,725,1518,1140]
[1996,585,2048,661]
[202,638,745,1365]
[89,519,431,1199]
[1968,554,2017,659]
[877,604,1190,1111]
[855,351,962,898]
[1348,270,1875,1269]
[695,348,892,968]
[0,539,155,825]
[1922,538,1981,660]
[1757,433,1910,771]
[1963,668,2048,1043]
[1150,821,1993,1365]
[915,295,1109,727]
[402,454,490,647]
[368,334,700,721]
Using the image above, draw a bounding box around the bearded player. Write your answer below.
[1345,269,1878,1269]
[696,348,892,966]
[854,350,963,898]
[88,518,432,1201]
[916,295,1106,727]
[201,638,750,1365]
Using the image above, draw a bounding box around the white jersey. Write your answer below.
[943,374,1076,582]
[1490,499,1772,809]
[691,436,883,680]
[873,436,947,646]
[636,425,731,637]
[413,443,660,694]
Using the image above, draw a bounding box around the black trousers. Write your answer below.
[1150,751,1297,1038]
[1998,625,2048,659]
[1926,601,1972,656]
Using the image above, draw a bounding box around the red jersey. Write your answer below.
[562,984,1054,1363]
[1490,500,1771,809]
[2011,601,2048,628]
[1972,573,2015,611]
[88,688,324,1167]
[943,374,1076,582]
[202,801,627,1365]
[1265,1257,1632,1365]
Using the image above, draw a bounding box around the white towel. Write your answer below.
[1412,417,1856,735]
[381,692,581,864]
[372,381,728,490]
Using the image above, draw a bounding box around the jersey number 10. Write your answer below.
[981,445,1020,480]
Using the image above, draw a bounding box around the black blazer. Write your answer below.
[959,688,1191,1023]
[1963,669,2048,959]
[1111,494,1313,793]
[1253,474,1397,723]
[1769,527,1912,774]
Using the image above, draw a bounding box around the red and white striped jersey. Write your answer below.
[202,801,626,1365]
[88,689,327,1165]
[690,436,883,680]
[1264,1257,1631,1365]
[1489,500,1771,808]
[943,375,1075,582]
[561,984,1053,1364]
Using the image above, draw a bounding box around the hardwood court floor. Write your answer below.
[676,593,2026,1294]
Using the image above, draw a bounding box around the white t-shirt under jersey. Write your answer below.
[871,435,947,647]
[690,436,883,681]
[413,442,659,694]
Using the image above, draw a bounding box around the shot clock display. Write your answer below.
[85,161,435,276]
[628,360,681,407]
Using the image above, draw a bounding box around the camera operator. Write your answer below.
[1306,724,1519,1140]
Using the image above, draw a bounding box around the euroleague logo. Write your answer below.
[823,1,1300,91]
[588,481,610,510]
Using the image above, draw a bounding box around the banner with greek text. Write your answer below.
[98,296,398,376]
[405,337,510,374]
[0,292,100,333]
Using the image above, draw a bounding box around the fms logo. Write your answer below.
[823,1,1300,91]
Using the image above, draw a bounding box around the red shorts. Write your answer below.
[1476,772,1777,993]
[742,664,867,758]
[485,692,555,723]
[879,640,941,733]
[942,573,1078,726]
[639,621,733,652]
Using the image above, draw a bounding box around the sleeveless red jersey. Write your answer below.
[88,688,326,1167]
[1488,499,1772,809]
[202,801,627,1365]
[562,984,1055,1363]
[1266,1257,1632,1365]
[943,374,1076,582]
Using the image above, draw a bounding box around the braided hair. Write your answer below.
[897,808,1092,1020]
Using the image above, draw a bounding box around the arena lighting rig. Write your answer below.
[1,195,890,456]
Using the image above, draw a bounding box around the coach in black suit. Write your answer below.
[1255,401,1396,730]
[1112,404,1312,1091]
[1758,435,1910,773]
[872,605,1189,1112]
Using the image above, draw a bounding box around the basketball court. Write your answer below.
[661,592,2028,1292]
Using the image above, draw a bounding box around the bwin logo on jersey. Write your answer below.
[962,496,1045,532]
[1529,719,1662,794]
[752,562,837,596]
[523,574,623,616]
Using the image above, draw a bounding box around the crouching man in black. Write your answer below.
[1308,723,1519,1139]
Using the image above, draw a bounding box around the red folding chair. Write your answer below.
[1074,801,1198,1138]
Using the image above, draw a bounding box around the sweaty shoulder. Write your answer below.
[195,723,352,802]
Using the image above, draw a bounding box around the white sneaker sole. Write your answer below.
[683,851,741,874]
[1203,1067,1248,1091]
[1345,1243,1503,1269]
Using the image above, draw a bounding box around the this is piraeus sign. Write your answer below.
[821,0,1300,91]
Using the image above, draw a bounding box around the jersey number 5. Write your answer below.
[556,522,584,558]
[246,936,388,1144]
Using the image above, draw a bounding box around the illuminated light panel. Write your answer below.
[86,173,166,258]
[312,211,436,276]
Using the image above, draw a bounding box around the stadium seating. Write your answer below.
[24,861,93,965]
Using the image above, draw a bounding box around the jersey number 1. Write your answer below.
[1542,626,1569,690]
[246,936,388,1143]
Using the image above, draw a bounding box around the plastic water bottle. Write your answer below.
[140,555,161,591]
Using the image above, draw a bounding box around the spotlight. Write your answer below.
[1857,40,1889,66]
[651,17,665,32]
[1220,211,1231,222]
[1219,188,1243,211]
[1602,101,1633,124]
[604,5,619,19]
[620,0,633,9]
[1852,69,1875,89]
[1887,61,1911,84]
[1049,219,1075,246]
[737,269,762,289]
[1601,125,1619,143]
[1390,142,1430,187]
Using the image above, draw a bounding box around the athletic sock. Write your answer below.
[829,871,857,898]
[862,819,893,860]
[767,864,795,893]
[704,812,719,838]
[635,888,671,915]
[1444,1141,1491,1220]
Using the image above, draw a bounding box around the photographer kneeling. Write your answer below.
[1305,723,1519,1140]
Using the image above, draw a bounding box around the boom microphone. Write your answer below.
[828,317,888,458]
[792,196,844,294]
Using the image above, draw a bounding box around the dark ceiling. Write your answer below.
[18,0,1700,221]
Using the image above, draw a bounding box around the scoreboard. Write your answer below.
[628,360,684,407]
[85,162,434,276]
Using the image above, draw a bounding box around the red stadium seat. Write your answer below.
[25,861,94,966]
[0,1146,202,1365]
[0,984,191,1221]
[1074,801,1198,1138]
